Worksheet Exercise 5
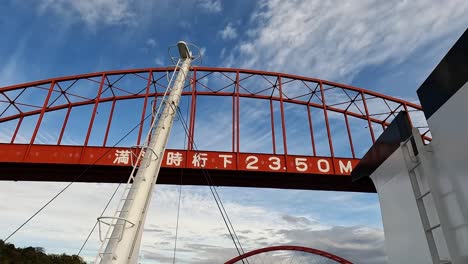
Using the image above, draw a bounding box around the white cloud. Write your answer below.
[197,0,222,13]
[146,38,157,49]
[199,47,206,57]
[275,226,387,264]
[154,57,164,66]
[0,182,384,263]
[219,23,238,40]
[219,47,226,58]
[38,0,136,27]
[226,0,468,83]
[0,32,31,87]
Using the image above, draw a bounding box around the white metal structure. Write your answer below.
[360,30,468,264]
[368,128,451,264]
[95,41,193,264]
[401,132,451,264]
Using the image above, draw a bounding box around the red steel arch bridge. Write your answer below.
[224,245,353,263]
[0,67,430,193]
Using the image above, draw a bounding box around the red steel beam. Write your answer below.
[278,76,288,154]
[57,106,72,145]
[307,105,316,156]
[344,113,356,158]
[0,91,413,130]
[0,144,360,177]
[28,81,56,145]
[10,116,23,144]
[361,92,376,143]
[319,81,335,157]
[224,245,353,264]
[235,71,240,153]
[0,68,431,158]
[270,99,276,154]
[0,67,424,109]
[136,70,153,145]
[83,74,105,147]
[102,100,116,147]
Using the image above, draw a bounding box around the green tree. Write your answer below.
[0,240,85,264]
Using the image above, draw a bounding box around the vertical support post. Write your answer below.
[278,75,288,154]
[29,81,56,145]
[24,82,55,160]
[10,115,23,144]
[270,99,276,154]
[361,92,376,143]
[102,100,116,147]
[84,74,106,147]
[57,106,72,145]
[137,71,153,145]
[307,105,316,156]
[232,90,236,153]
[148,91,158,144]
[319,81,335,160]
[235,71,240,154]
[344,113,356,158]
[188,69,197,150]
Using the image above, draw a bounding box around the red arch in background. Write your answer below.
[0,67,430,192]
[224,245,353,264]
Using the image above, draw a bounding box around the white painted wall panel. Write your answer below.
[426,81,468,264]
[371,148,432,264]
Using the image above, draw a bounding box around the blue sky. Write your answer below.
[0,0,467,263]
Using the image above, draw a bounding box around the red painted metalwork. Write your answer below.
[29,81,55,145]
[84,74,105,147]
[0,67,431,192]
[235,72,240,154]
[10,115,23,144]
[319,81,335,158]
[188,70,197,151]
[270,99,276,154]
[57,106,72,145]
[0,144,355,174]
[307,105,316,156]
[137,70,153,145]
[224,245,353,264]
[361,91,376,143]
[344,113,356,158]
[278,76,288,155]
[103,100,116,147]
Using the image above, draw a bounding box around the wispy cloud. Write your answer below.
[0,182,383,263]
[225,0,468,83]
[219,23,238,40]
[275,226,386,264]
[146,38,157,49]
[197,0,222,13]
[37,0,136,27]
[154,57,164,66]
[0,32,31,87]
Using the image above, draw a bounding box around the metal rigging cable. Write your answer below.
[77,182,122,256]
[172,171,183,264]
[3,112,154,243]
[171,95,189,264]
[175,105,250,264]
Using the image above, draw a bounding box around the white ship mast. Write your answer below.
[95,41,194,264]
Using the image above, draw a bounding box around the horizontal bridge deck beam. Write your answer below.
[0,143,375,192]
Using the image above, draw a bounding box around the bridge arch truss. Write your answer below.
[0,67,430,192]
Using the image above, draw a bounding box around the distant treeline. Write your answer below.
[0,240,85,264]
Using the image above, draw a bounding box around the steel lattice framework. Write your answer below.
[0,67,430,192]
